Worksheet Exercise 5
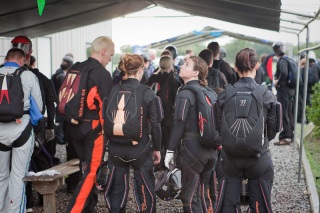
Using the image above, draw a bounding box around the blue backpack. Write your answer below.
[281,57,302,88]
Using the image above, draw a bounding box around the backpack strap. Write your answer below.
[251,85,267,108]
[224,84,237,102]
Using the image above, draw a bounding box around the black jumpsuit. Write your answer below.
[274,57,295,140]
[167,80,221,213]
[104,78,162,213]
[215,77,278,213]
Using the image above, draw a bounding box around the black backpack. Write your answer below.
[179,84,218,146]
[281,57,302,88]
[103,84,150,143]
[0,67,25,122]
[302,64,319,87]
[221,84,267,156]
[207,67,220,90]
[58,62,90,124]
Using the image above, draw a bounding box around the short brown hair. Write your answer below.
[5,48,26,61]
[235,48,258,73]
[207,42,220,57]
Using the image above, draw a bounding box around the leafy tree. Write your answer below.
[307,82,320,137]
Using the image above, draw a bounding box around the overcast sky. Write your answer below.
[111,0,320,52]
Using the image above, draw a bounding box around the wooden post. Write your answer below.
[33,179,60,213]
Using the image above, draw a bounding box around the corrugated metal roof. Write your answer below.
[0,0,281,37]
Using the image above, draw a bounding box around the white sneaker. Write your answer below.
[26,208,33,212]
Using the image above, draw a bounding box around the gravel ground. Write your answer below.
[30,136,311,213]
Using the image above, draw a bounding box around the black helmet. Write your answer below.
[272,41,284,56]
[155,166,182,201]
[164,45,178,59]
[220,48,227,59]
[95,161,109,191]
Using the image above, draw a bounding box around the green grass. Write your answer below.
[304,131,320,195]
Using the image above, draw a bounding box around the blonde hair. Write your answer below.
[91,36,114,54]
[118,54,144,80]
[159,55,173,72]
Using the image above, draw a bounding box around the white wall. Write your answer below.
[0,20,113,78]
[47,20,113,76]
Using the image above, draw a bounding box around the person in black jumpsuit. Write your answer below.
[215,48,278,212]
[164,56,221,213]
[104,54,162,213]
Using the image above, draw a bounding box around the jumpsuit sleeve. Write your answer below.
[42,75,57,129]
[275,58,288,83]
[88,67,113,122]
[144,89,162,151]
[22,71,43,112]
[216,91,226,133]
[265,91,278,141]
[167,90,192,151]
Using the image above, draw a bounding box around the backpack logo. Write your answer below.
[59,73,77,103]
[0,74,10,104]
[240,100,246,106]
[112,94,126,136]
[198,112,207,137]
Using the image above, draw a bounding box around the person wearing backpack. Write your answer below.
[58,36,114,213]
[198,48,227,93]
[273,41,296,145]
[147,55,181,170]
[208,42,236,85]
[103,54,162,213]
[164,56,221,213]
[301,51,320,108]
[215,48,279,212]
[0,48,43,213]
[11,36,57,211]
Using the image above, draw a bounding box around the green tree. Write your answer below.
[223,39,272,66]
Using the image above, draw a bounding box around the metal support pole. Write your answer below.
[298,26,310,183]
[293,35,301,150]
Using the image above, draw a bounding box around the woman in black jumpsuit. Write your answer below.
[104,54,162,213]
[215,48,278,212]
[164,56,221,213]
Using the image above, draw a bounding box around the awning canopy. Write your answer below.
[146,26,274,49]
[0,0,281,37]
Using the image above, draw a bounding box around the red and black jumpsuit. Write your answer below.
[66,57,113,213]
[167,80,221,213]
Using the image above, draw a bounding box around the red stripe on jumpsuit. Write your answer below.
[70,86,104,213]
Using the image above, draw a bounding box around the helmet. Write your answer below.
[308,51,316,62]
[220,48,227,59]
[11,36,32,56]
[95,161,109,191]
[164,45,178,59]
[272,41,284,56]
[155,166,182,201]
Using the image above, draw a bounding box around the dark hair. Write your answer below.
[118,54,144,80]
[235,48,258,73]
[5,48,26,61]
[207,42,220,57]
[198,49,213,66]
[189,56,208,87]
[165,45,177,59]
[161,50,173,57]
[30,55,36,66]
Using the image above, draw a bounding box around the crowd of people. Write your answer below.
[0,34,318,213]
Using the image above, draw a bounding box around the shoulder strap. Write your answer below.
[224,84,237,102]
[251,85,267,107]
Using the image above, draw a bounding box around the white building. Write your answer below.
[0,20,112,79]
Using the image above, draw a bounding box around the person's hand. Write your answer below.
[153,151,161,165]
[164,150,174,169]
[46,129,54,142]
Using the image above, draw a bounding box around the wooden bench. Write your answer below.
[23,158,80,213]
